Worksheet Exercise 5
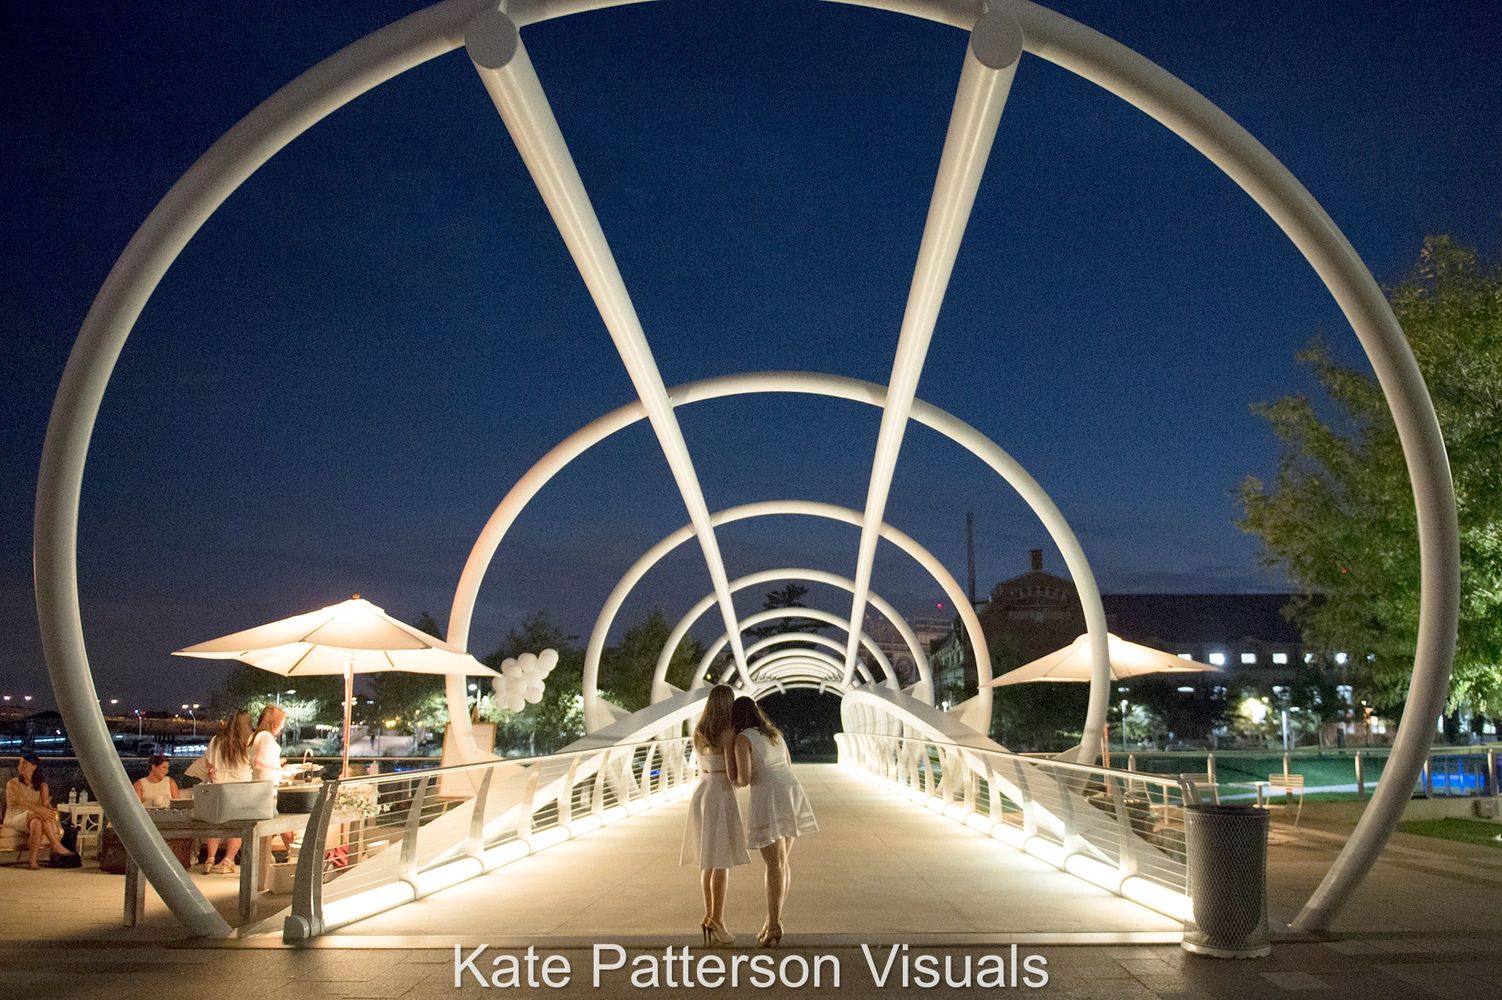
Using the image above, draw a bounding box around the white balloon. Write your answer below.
[501,660,523,679]
[517,652,537,674]
[538,648,559,676]
[524,685,545,704]
[506,693,526,713]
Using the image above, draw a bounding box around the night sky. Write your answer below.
[2,1,1498,711]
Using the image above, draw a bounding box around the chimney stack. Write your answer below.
[1029,548,1043,573]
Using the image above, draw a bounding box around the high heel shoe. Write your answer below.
[703,919,735,947]
[760,922,783,948]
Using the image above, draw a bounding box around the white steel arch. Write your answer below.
[742,632,897,685]
[748,649,848,681]
[581,499,984,730]
[33,0,1456,935]
[646,566,926,706]
[696,608,886,692]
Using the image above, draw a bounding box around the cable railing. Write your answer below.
[836,731,1221,921]
[282,736,695,942]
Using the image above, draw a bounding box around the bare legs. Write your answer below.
[758,837,793,946]
[26,816,74,869]
[202,836,242,872]
[700,868,732,944]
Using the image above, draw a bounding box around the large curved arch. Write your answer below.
[35,0,1454,934]
[742,631,897,684]
[696,608,886,692]
[580,501,982,730]
[646,566,926,709]
[747,648,848,681]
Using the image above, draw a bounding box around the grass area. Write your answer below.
[1397,818,1502,849]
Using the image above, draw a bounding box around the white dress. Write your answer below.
[206,735,253,783]
[742,729,818,849]
[680,751,750,869]
[249,731,283,784]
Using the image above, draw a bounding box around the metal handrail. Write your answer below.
[836,731,1196,920]
[283,735,694,942]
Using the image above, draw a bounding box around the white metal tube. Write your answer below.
[697,608,885,689]
[842,10,1023,683]
[742,631,897,684]
[649,566,924,697]
[465,10,751,681]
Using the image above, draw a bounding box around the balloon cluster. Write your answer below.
[491,648,560,713]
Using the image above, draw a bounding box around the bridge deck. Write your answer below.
[334,764,1181,946]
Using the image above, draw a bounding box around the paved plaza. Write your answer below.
[4,764,1501,998]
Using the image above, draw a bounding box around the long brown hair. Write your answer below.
[212,710,253,769]
[255,704,287,737]
[693,685,736,752]
[731,696,783,745]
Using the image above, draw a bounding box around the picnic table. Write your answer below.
[124,808,357,928]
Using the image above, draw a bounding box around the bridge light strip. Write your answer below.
[465,10,751,682]
[842,11,1024,683]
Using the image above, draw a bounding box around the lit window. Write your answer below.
[1337,685,1353,705]
[1176,652,1192,660]
[1335,652,1349,665]
[1240,653,1257,665]
[1303,653,1314,664]
[1272,653,1289,665]
[1208,652,1227,667]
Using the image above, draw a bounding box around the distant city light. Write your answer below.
[1208,652,1226,667]
[1272,653,1289,665]
[1335,652,1349,665]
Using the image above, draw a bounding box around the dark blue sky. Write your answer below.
[2,1,1498,710]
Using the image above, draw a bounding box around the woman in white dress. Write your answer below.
[201,709,253,873]
[732,696,817,947]
[679,684,748,945]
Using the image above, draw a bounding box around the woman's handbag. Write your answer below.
[192,781,276,823]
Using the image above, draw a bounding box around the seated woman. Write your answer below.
[4,753,78,869]
[202,710,253,874]
[132,754,180,809]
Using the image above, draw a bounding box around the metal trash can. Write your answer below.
[1181,804,1270,958]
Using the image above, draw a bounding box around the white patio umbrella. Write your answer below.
[986,632,1221,686]
[986,632,1220,766]
[174,595,497,776]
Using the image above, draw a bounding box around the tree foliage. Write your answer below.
[601,607,701,711]
[1241,237,1502,715]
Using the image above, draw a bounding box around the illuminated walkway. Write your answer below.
[332,764,1180,946]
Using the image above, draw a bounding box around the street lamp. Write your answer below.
[1119,697,1130,751]
[181,704,199,737]
[135,709,144,738]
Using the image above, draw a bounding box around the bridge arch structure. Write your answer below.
[35,0,1457,939]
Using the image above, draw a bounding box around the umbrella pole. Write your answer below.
[342,657,354,778]
[1101,723,1112,768]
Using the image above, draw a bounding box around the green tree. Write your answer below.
[370,611,445,738]
[601,607,702,711]
[745,583,827,642]
[1240,237,1502,718]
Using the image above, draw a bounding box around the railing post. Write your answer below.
[283,777,339,943]
[466,767,494,860]
[1488,749,1497,797]
[1422,757,1433,797]
[636,744,654,798]
[1107,771,1139,881]
[560,758,581,829]
[1011,758,1036,837]
[590,750,608,818]
[400,774,433,886]
[517,770,541,846]
[1127,753,1137,772]
[1354,752,1365,798]
[1050,768,1085,857]
[1206,751,1216,787]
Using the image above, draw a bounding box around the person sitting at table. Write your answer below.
[250,704,288,783]
[4,753,78,869]
[133,754,181,809]
[251,704,294,859]
[201,709,253,874]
